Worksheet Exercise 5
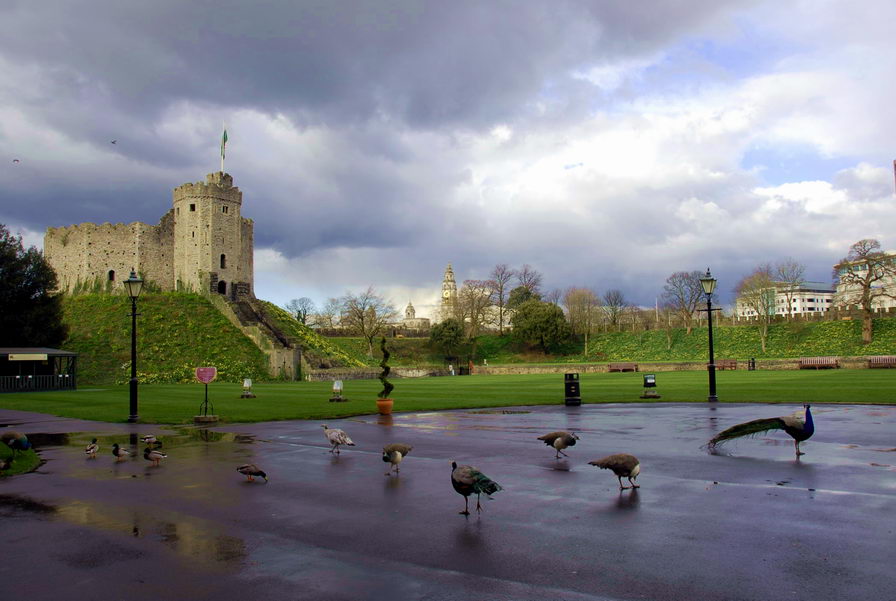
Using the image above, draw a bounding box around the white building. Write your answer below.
[736,281,835,318]
[833,251,896,310]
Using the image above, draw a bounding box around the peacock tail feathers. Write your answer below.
[707,417,786,448]
[471,469,502,496]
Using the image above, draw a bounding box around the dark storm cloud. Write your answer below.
[0,0,741,130]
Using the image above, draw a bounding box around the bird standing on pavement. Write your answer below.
[85,438,99,458]
[141,434,160,447]
[237,464,268,482]
[143,447,167,466]
[382,443,412,475]
[708,404,814,458]
[589,454,641,490]
[451,461,503,515]
[112,443,131,462]
[322,425,355,454]
[538,431,579,458]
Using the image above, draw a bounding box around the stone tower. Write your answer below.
[440,263,458,321]
[405,301,416,319]
[172,172,254,298]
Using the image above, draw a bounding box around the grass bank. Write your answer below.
[1,370,893,424]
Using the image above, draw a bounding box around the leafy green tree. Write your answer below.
[429,318,464,357]
[506,285,540,310]
[0,224,68,347]
[511,300,571,353]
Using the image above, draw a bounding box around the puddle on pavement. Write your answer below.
[0,493,56,514]
[54,499,247,566]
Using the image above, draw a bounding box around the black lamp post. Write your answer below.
[700,268,718,403]
[124,270,144,423]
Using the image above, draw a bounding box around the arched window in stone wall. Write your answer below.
[108,270,115,281]
[217,280,227,295]
[220,254,226,269]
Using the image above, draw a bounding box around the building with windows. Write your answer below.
[736,281,835,318]
[833,251,896,310]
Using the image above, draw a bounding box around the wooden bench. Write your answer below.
[716,359,737,370]
[868,356,896,368]
[608,362,638,372]
[798,356,840,369]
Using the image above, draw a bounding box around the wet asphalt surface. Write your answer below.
[1,403,894,601]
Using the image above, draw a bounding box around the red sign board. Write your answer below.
[195,367,217,384]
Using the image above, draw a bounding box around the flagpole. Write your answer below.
[221,122,226,173]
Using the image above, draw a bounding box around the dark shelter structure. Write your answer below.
[0,348,77,392]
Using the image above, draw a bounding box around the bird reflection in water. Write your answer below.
[615,488,640,510]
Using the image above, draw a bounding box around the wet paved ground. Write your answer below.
[1,403,894,601]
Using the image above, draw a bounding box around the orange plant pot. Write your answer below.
[376,398,394,415]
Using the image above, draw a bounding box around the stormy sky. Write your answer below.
[2,1,894,317]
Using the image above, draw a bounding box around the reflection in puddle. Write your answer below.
[54,500,246,567]
[0,493,56,514]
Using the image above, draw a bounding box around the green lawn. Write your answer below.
[1,370,894,424]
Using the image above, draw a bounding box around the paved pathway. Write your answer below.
[1,403,894,600]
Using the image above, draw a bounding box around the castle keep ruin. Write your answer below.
[44,172,253,299]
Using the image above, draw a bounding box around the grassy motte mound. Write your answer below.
[62,292,270,385]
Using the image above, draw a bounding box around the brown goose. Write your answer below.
[537,431,579,458]
[382,443,413,475]
[321,424,355,454]
[589,454,641,490]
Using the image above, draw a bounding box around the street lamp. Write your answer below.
[124,270,144,423]
[700,268,719,403]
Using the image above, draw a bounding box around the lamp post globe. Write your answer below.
[125,270,144,423]
[700,268,719,402]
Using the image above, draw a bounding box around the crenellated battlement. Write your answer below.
[173,171,242,205]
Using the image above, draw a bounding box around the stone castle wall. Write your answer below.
[45,172,253,297]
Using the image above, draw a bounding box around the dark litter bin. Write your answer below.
[640,373,661,399]
[748,358,756,371]
[564,373,581,406]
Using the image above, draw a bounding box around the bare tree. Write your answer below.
[543,288,562,305]
[833,239,896,344]
[735,264,776,352]
[457,279,494,358]
[338,287,398,356]
[563,287,600,354]
[658,301,678,350]
[660,271,704,334]
[775,258,806,318]
[516,264,543,295]
[312,297,341,329]
[489,263,515,336]
[284,297,316,325]
[602,289,627,331]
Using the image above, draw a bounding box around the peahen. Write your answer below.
[589,454,641,490]
[1,431,31,458]
[237,463,268,482]
[85,438,99,459]
[382,443,412,475]
[450,461,502,515]
[321,424,355,454]
[537,431,579,459]
[707,404,814,457]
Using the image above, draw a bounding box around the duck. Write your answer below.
[321,424,355,454]
[140,434,160,447]
[382,443,413,475]
[112,443,131,462]
[143,447,167,467]
[85,438,99,458]
[589,454,641,490]
[236,464,268,482]
[537,431,580,459]
[708,404,814,458]
[450,461,503,515]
